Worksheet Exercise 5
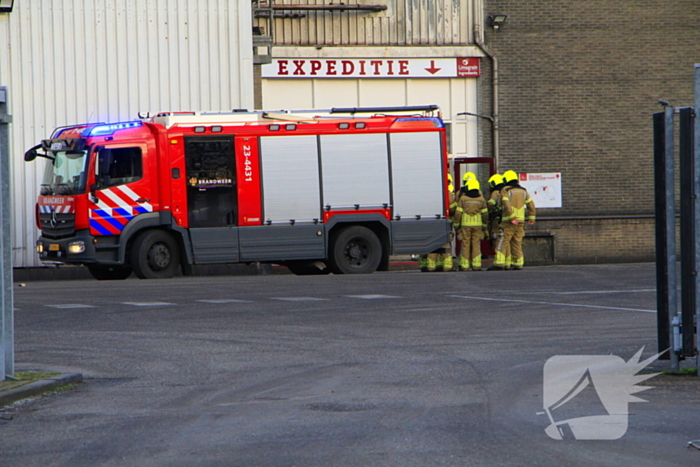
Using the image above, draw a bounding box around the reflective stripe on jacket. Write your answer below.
[501,186,536,223]
[454,194,488,227]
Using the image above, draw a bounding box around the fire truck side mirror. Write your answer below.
[24,145,39,161]
[25,144,52,162]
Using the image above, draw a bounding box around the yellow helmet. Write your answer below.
[447,173,455,193]
[488,174,504,188]
[466,179,480,191]
[503,170,518,183]
[462,171,476,185]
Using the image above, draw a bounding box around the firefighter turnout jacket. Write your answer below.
[501,185,536,224]
[453,190,488,229]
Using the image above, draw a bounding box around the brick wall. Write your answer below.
[479,0,700,262]
[526,218,659,264]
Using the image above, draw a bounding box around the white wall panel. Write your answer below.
[265,79,314,111]
[313,80,359,109]
[0,0,254,267]
[263,76,478,157]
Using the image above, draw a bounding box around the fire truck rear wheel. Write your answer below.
[86,264,133,281]
[328,226,382,274]
[131,230,181,279]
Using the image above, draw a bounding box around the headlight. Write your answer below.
[36,244,44,254]
[68,241,85,254]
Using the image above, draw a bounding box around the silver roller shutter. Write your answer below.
[320,133,390,210]
[390,132,444,220]
[259,135,321,224]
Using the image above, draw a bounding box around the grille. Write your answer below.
[40,212,75,238]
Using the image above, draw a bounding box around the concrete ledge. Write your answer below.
[0,373,83,407]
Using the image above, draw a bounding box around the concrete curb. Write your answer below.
[0,373,83,407]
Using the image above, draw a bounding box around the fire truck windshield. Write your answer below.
[40,149,89,196]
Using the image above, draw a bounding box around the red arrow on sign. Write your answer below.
[425,60,441,75]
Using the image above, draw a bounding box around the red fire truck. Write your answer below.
[24,105,451,280]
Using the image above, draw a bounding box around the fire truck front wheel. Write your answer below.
[328,226,382,274]
[131,230,181,279]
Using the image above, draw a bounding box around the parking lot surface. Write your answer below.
[1,263,699,466]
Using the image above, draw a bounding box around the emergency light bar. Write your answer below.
[330,105,439,114]
[83,121,143,137]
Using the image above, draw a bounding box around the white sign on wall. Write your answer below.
[519,173,562,208]
[262,57,480,79]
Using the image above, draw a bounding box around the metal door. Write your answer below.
[185,136,240,263]
[452,157,495,256]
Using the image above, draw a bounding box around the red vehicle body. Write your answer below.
[25,106,451,279]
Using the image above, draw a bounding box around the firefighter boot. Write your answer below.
[419,255,429,272]
[426,253,438,272]
[442,255,454,272]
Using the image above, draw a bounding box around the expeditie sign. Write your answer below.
[262,57,480,79]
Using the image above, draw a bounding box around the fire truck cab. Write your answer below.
[25,106,451,280]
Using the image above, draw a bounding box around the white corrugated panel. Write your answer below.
[262,0,473,46]
[390,131,444,219]
[259,135,322,224]
[320,133,390,210]
[0,0,254,267]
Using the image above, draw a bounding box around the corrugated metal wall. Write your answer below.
[260,0,474,46]
[0,0,254,267]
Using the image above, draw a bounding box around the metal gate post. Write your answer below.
[0,86,13,379]
[695,64,700,371]
[678,107,696,358]
[653,106,678,367]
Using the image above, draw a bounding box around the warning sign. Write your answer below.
[519,173,562,208]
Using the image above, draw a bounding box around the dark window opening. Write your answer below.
[101,147,143,187]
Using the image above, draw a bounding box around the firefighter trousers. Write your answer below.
[426,231,454,271]
[497,222,525,268]
[458,226,483,270]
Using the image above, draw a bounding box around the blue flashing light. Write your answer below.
[83,121,143,137]
[395,117,444,128]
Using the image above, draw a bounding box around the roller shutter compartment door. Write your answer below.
[259,135,321,224]
[319,133,390,210]
[389,132,444,220]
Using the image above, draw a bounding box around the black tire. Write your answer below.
[285,261,330,276]
[130,230,181,279]
[87,264,133,281]
[328,226,382,274]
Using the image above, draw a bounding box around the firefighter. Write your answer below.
[491,170,536,270]
[459,172,482,198]
[454,179,488,271]
[422,173,457,272]
[486,173,505,250]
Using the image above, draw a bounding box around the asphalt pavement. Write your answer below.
[1,263,699,466]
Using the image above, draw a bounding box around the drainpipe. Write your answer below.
[473,21,500,173]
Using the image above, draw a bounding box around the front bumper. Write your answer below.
[36,229,120,265]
